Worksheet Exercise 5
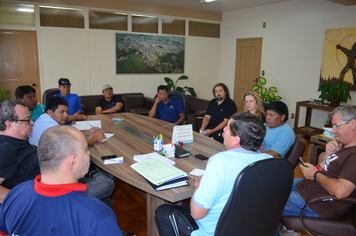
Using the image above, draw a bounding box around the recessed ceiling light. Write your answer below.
[200,0,216,3]
[17,8,34,13]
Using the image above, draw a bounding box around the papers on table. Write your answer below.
[104,157,124,164]
[131,159,187,186]
[189,169,205,176]
[73,120,101,130]
[100,133,114,142]
[133,152,175,165]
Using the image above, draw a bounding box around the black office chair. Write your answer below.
[42,88,60,106]
[169,91,188,124]
[168,158,294,236]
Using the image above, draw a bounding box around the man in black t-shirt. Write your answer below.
[95,84,125,115]
[0,100,40,203]
[200,83,237,143]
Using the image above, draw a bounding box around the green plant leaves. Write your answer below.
[269,87,277,92]
[318,81,351,103]
[164,77,175,91]
[251,84,261,91]
[259,76,266,85]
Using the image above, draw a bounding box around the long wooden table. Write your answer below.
[85,113,226,236]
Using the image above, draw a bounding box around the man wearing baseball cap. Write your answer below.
[53,78,86,124]
[95,84,125,115]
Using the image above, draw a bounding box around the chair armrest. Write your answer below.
[299,193,356,235]
[306,193,356,205]
[168,207,199,233]
[194,110,206,117]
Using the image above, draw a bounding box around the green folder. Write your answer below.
[131,159,187,186]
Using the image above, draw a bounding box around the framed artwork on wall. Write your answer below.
[320,27,356,91]
[116,33,185,74]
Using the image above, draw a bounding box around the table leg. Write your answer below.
[147,193,170,236]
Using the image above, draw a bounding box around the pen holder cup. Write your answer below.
[154,138,163,151]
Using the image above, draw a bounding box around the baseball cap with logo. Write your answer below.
[58,78,71,86]
[102,84,113,91]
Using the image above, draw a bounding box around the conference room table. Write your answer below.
[85,113,226,236]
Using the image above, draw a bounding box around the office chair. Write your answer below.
[280,194,356,236]
[168,158,294,236]
[284,135,307,169]
[42,88,60,106]
[169,91,188,124]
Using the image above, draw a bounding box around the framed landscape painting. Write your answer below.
[116,33,185,74]
[319,27,356,91]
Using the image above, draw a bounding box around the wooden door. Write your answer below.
[233,38,262,112]
[0,30,41,102]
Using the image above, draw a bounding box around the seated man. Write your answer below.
[0,126,123,235]
[0,100,39,203]
[95,84,125,114]
[53,78,87,124]
[15,85,45,122]
[0,100,114,207]
[29,97,105,147]
[155,112,272,235]
[260,101,295,157]
[0,98,115,206]
[149,85,185,125]
[200,83,237,143]
[276,105,356,235]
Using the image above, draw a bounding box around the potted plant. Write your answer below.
[0,87,12,102]
[318,80,351,107]
[251,76,282,102]
[164,75,197,97]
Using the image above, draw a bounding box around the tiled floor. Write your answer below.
[111,139,313,236]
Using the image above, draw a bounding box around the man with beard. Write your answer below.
[200,83,237,143]
[149,85,185,125]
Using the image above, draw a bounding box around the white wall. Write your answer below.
[38,20,221,100]
[220,0,356,128]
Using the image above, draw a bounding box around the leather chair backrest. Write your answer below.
[169,91,188,123]
[42,88,60,107]
[215,158,294,236]
[285,135,307,169]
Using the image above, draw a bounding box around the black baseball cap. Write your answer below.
[58,78,71,86]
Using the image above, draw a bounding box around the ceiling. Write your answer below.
[124,0,356,13]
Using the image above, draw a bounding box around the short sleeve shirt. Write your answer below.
[156,98,184,124]
[30,103,45,122]
[95,95,125,113]
[191,148,272,236]
[297,146,356,218]
[260,123,295,157]
[28,113,59,147]
[206,97,237,128]
[53,93,82,115]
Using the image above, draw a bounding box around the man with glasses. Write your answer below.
[276,105,356,235]
[0,100,115,209]
[0,100,39,204]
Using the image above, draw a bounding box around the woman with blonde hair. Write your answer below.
[242,91,266,122]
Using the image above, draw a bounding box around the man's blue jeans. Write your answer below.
[275,178,323,236]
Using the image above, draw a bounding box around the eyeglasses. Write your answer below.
[14,117,32,125]
[332,120,350,129]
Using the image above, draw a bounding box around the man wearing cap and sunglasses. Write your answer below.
[53,78,86,124]
[95,84,125,115]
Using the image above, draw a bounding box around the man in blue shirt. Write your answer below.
[260,101,295,157]
[149,85,185,125]
[53,78,86,124]
[155,112,272,235]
